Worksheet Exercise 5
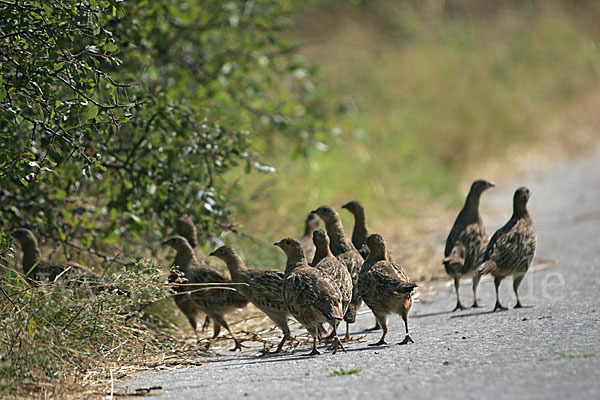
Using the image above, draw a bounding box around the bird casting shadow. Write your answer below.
[449,310,499,319]
[411,310,455,319]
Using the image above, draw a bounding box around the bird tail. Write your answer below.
[393,282,417,296]
[442,244,465,266]
[477,260,497,275]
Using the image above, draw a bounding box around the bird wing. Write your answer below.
[485,218,536,270]
[247,270,286,311]
[362,261,414,299]
[284,268,342,320]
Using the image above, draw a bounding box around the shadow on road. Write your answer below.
[203,342,383,367]
[412,310,455,319]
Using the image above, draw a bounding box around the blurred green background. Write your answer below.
[224,0,600,271]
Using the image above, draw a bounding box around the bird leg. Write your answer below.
[471,273,484,308]
[397,313,414,345]
[306,335,320,356]
[328,324,346,354]
[211,322,222,339]
[274,334,290,353]
[330,337,346,354]
[201,316,211,332]
[513,273,530,308]
[327,324,346,354]
[320,322,337,342]
[342,322,352,343]
[493,276,508,311]
[368,315,388,346]
[211,314,245,352]
[452,277,465,311]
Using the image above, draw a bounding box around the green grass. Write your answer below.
[327,367,363,376]
[555,352,596,359]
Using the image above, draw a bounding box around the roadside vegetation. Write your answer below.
[1,0,599,397]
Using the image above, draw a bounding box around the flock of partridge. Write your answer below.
[10,181,536,356]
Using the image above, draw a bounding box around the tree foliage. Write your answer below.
[0,0,332,254]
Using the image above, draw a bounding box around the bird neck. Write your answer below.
[351,212,368,244]
[284,248,308,276]
[365,245,386,266]
[304,223,315,237]
[512,201,530,219]
[223,253,248,277]
[185,234,197,249]
[324,219,354,255]
[173,246,198,270]
[461,190,482,221]
[311,243,332,266]
[21,243,42,272]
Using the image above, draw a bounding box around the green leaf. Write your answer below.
[104,230,119,245]
[85,105,99,120]
[54,188,67,200]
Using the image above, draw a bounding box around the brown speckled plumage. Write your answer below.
[11,228,124,294]
[210,245,290,353]
[311,206,364,340]
[162,236,248,350]
[478,187,537,311]
[358,234,417,346]
[310,229,352,322]
[299,213,320,261]
[444,179,494,311]
[275,237,345,356]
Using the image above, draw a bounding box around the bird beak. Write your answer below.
[273,241,281,247]
[310,209,318,214]
[209,250,217,256]
[341,203,348,209]
[489,182,495,188]
[161,240,168,246]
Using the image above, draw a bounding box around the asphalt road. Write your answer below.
[119,151,600,399]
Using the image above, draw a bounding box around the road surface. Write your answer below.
[119,150,600,399]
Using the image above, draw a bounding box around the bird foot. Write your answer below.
[230,340,247,352]
[493,302,508,312]
[328,337,347,354]
[368,339,387,347]
[471,301,484,308]
[259,349,279,356]
[514,302,533,309]
[306,348,321,356]
[452,303,466,312]
[397,335,414,345]
[342,335,352,343]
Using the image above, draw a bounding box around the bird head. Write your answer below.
[471,179,495,194]
[305,213,320,231]
[366,233,387,258]
[514,187,532,206]
[311,229,329,248]
[310,205,338,224]
[11,228,37,247]
[341,200,363,215]
[161,236,190,251]
[175,215,197,248]
[274,237,302,257]
[209,245,236,260]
